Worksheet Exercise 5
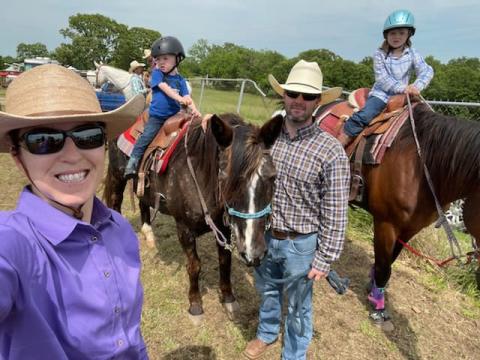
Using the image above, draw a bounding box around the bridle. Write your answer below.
[184,120,273,250]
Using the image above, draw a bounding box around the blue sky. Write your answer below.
[0,0,478,64]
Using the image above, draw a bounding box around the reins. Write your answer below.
[403,94,479,266]
[184,117,232,251]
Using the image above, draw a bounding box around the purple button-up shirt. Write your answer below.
[0,189,147,359]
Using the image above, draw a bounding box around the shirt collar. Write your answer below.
[281,119,319,141]
[16,188,116,246]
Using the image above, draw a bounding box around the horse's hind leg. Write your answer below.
[139,199,155,248]
[215,226,240,320]
[176,223,204,321]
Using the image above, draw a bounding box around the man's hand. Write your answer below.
[307,268,327,281]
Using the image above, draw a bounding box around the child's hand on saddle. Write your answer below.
[405,84,420,96]
[190,108,201,119]
[179,96,192,106]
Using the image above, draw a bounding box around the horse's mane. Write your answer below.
[396,103,480,196]
[180,113,264,204]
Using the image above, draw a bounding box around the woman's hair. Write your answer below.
[8,129,20,152]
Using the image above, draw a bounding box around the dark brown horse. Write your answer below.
[317,101,480,321]
[104,113,283,320]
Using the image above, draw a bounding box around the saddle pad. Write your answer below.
[117,115,144,156]
[363,107,410,164]
[152,121,191,174]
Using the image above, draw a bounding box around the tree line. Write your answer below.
[1,13,479,103]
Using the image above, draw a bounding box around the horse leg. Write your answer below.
[176,222,204,322]
[215,227,240,320]
[139,199,155,248]
[104,163,126,213]
[370,220,399,310]
[462,192,480,290]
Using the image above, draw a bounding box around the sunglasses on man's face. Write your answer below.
[285,91,320,102]
[19,124,106,155]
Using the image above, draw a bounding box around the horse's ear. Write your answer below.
[259,114,284,149]
[211,114,234,148]
[94,61,100,69]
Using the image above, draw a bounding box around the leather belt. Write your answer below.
[271,229,302,240]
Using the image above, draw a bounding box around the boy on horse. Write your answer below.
[124,36,200,179]
[338,9,434,146]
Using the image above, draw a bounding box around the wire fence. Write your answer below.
[188,77,480,122]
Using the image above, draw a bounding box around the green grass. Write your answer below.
[190,85,280,124]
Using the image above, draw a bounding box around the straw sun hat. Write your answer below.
[128,60,146,73]
[0,64,145,152]
[268,59,342,105]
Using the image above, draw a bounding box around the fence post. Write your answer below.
[237,80,246,113]
[198,77,206,112]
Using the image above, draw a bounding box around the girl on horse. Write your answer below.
[0,64,148,359]
[338,9,434,146]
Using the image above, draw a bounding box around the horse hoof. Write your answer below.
[222,301,240,321]
[140,223,156,249]
[188,312,205,326]
[369,310,395,332]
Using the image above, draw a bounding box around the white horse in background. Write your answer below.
[94,61,192,101]
[94,62,137,100]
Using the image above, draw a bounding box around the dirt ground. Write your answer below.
[0,131,478,359]
[135,213,480,360]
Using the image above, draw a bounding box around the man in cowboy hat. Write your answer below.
[243,60,350,360]
[129,60,148,96]
[0,64,149,359]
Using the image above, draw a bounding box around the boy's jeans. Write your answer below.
[254,231,317,360]
[130,115,169,160]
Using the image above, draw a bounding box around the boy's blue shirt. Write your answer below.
[149,68,189,118]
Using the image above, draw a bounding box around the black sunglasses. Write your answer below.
[285,90,320,101]
[19,124,106,155]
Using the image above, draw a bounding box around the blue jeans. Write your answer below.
[254,231,317,360]
[343,96,387,137]
[130,115,168,160]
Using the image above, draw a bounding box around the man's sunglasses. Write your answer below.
[285,90,320,101]
[19,124,106,155]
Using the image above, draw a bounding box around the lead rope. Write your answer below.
[406,94,463,259]
[184,119,232,250]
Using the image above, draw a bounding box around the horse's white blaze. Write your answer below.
[244,158,265,261]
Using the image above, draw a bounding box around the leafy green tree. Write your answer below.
[55,13,127,69]
[111,27,160,70]
[16,42,49,61]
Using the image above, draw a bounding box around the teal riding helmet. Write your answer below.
[383,9,416,36]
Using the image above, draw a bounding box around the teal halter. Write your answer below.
[226,204,272,219]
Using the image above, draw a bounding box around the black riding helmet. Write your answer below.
[151,36,186,68]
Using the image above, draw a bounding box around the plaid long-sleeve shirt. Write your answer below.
[271,122,350,272]
[370,47,434,103]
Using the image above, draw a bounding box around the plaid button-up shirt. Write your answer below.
[370,47,434,103]
[271,121,350,272]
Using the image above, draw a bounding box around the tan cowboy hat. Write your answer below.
[129,60,146,73]
[142,49,151,59]
[268,59,342,105]
[0,64,145,152]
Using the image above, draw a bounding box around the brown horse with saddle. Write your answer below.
[316,88,480,326]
